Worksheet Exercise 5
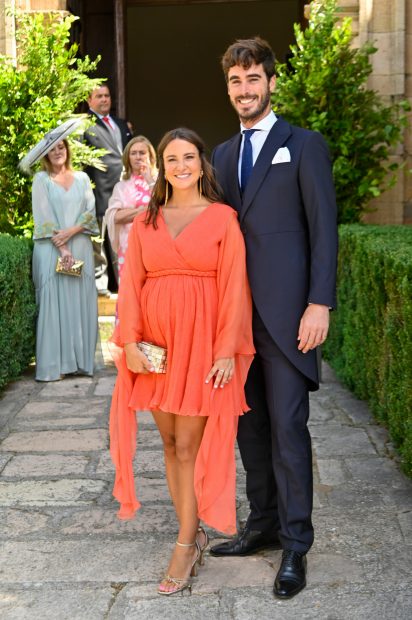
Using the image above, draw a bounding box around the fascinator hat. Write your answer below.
[18,116,86,174]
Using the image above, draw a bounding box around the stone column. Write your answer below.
[1,1,68,57]
[337,0,360,41]
[0,1,16,58]
[16,1,67,9]
[357,0,406,224]
[335,0,408,224]
[404,0,412,224]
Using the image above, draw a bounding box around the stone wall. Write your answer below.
[1,0,411,223]
[16,1,66,9]
[404,0,412,224]
[0,0,67,57]
[0,1,16,57]
[305,1,410,224]
[337,0,411,224]
[358,0,407,224]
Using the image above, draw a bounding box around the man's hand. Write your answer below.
[297,304,330,353]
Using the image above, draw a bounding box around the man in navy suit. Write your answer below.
[84,85,132,294]
[210,37,338,599]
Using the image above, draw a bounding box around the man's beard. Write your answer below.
[236,87,272,124]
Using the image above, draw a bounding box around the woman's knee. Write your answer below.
[175,440,198,465]
[160,432,177,457]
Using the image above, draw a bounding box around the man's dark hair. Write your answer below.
[221,36,276,82]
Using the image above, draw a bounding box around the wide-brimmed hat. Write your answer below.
[18,115,87,174]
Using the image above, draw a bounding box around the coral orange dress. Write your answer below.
[110,203,254,534]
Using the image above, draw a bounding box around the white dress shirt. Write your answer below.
[238,110,277,184]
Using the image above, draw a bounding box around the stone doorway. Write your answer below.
[126,0,303,149]
[70,0,304,151]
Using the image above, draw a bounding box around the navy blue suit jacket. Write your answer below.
[212,117,338,389]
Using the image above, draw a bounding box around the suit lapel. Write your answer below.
[239,117,292,221]
[224,134,242,212]
[92,114,121,152]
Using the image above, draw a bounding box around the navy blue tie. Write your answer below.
[240,129,258,193]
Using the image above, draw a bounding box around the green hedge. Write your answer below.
[0,234,36,390]
[324,224,412,476]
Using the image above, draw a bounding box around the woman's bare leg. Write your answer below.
[152,411,207,592]
[151,411,181,519]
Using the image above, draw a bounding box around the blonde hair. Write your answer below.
[41,139,72,174]
[122,135,157,180]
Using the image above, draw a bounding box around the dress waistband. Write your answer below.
[146,269,217,278]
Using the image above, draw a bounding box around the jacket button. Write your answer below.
[242,227,247,234]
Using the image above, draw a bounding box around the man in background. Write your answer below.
[84,85,132,295]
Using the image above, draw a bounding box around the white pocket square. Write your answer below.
[272,147,291,164]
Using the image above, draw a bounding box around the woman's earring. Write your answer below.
[164,177,169,206]
[199,170,203,199]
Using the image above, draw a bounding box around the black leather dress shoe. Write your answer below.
[273,550,307,598]
[210,528,281,557]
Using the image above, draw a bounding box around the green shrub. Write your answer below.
[0,11,104,236]
[324,225,412,475]
[274,0,409,223]
[0,234,36,390]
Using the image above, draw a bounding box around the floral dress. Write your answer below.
[105,175,152,284]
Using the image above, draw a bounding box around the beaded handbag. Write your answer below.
[137,341,167,373]
[55,257,84,277]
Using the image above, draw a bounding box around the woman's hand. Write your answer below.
[52,226,81,248]
[137,163,155,186]
[205,357,234,389]
[124,342,155,374]
[59,246,75,270]
[114,205,147,225]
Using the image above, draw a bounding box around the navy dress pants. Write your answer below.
[237,309,314,553]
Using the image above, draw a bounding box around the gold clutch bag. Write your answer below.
[137,341,167,373]
[55,257,84,277]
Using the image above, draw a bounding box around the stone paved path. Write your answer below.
[0,355,411,619]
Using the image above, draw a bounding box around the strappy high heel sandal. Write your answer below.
[158,540,200,596]
[196,526,209,566]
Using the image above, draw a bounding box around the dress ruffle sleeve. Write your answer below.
[115,219,146,346]
[194,210,254,534]
[32,173,58,240]
[76,173,99,235]
[109,218,146,519]
[214,211,254,359]
[105,181,124,254]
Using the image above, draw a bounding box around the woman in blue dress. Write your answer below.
[32,139,100,381]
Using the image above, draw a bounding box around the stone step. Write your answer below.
[98,294,117,317]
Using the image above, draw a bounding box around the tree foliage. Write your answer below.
[274,0,409,223]
[0,12,105,236]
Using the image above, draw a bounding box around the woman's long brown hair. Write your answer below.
[145,128,223,228]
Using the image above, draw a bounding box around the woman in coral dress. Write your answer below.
[110,128,254,595]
